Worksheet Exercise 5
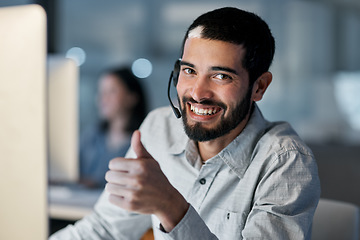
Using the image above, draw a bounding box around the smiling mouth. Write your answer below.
[189,103,221,116]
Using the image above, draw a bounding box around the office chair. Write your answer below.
[312,198,360,240]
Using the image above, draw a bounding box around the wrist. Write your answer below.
[156,191,189,232]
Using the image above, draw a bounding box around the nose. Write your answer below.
[190,76,213,102]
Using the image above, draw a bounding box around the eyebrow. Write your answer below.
[179,60,194,68]
[180,60,238,75]
[211,66,238,75]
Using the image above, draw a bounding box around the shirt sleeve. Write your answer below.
[154,205,218,240]
[49,191,152,240]
[242,150,321,239]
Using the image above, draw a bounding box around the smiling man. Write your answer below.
[51,7,320,240]
[178,36,260,157]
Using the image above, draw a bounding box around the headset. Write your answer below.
[167,59,182,118]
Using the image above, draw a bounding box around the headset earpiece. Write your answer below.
[167,59,182,118]
[172,59,181,86]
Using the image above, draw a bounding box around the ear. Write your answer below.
[252,72,272,102]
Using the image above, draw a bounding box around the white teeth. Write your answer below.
[190,104,217,115]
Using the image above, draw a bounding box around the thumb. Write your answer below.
[131,130,151,158]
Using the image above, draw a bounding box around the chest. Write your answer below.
[157,153,258,238]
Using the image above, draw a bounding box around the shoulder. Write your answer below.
[142,106,176,123]
[247,106,314,163]
[140,106,182,132]
[138,106,187,152]
[259,121,313,158]
[252,121,317,176]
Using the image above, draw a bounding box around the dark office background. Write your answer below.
[1,0,360,206]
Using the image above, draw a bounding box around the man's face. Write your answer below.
[177,37,253,142]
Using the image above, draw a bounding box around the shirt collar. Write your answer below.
[218,104,270,179]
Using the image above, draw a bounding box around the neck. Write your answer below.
[108,113,130,134]
[105,113,132,150]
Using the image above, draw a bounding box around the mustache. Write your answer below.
[181,96,227,110]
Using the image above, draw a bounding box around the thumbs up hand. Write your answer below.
[130,130,151,159]
[105,130,189,232]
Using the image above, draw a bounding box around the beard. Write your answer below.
[180,87,253,142]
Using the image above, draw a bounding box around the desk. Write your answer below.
[48,185,103,221]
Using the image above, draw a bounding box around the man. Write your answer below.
[51,7,320,239]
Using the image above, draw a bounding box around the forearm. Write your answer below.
[50,191,152,240]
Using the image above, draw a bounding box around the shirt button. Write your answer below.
[199,178,206,185]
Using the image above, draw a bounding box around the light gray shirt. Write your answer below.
[50,105,320,239]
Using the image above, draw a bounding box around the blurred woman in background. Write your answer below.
[79,67,147,188]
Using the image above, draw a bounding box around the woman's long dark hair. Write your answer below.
[99,66,147,133]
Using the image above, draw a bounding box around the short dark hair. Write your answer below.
[182,7,275,85]
[100,67,147,133]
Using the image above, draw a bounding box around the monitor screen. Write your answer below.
[47,55,79,183]
[0,4,48,240]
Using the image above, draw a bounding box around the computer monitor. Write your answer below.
[0,4,48,240]
[47,55,79,183]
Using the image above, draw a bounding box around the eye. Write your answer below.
[214,73,232,81]
[183,67,196,75]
